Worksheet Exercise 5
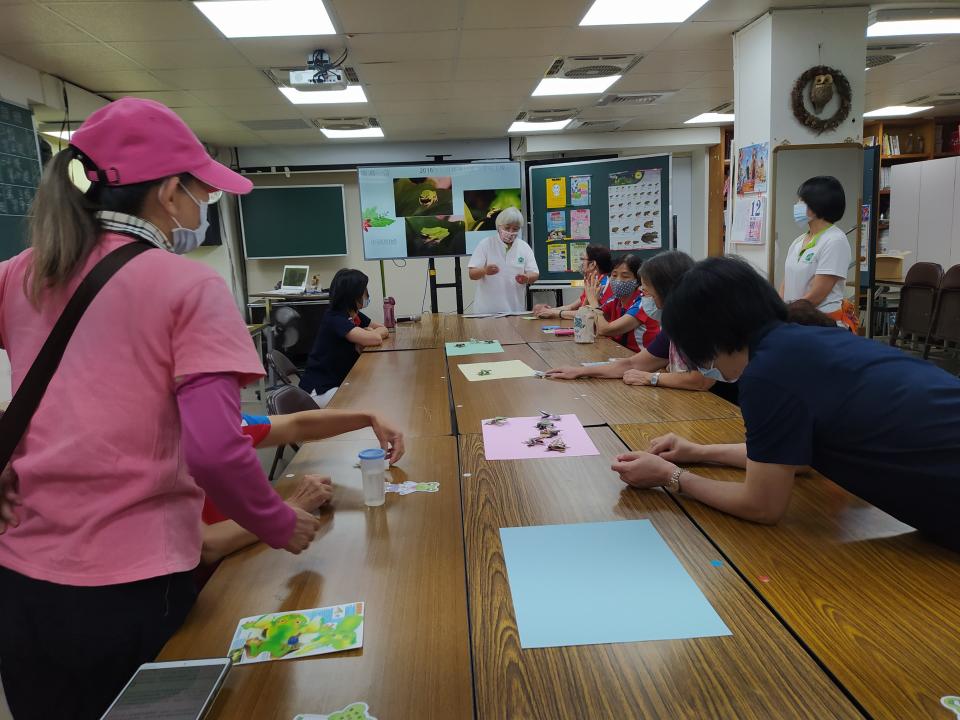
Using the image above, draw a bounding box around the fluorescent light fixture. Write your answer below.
[320,127,384,139]
[532,76,620,97]
[863,105,933,117]
[581,0,709,25]
[868,18,960,37]
[685,112,735,124]
[279,85,367,105]
[194,0,335,38]
[508,119,573,133]
[42,129,74,140]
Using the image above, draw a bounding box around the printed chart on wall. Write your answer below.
[528,154,671,281]
[358,162,521,260]
[608,169,662,250]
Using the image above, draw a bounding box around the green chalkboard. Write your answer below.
[0,100,41,261]
[528,154,671,280]
[240,185,347,259]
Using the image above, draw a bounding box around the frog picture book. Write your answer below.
[228,602,364,665]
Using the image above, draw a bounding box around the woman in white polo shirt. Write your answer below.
[782,175,856,331]
[467,207,539,314]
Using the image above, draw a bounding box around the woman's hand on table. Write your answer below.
[544,366,582,380]
[611,452,676,489]
[648,433,701,464]
[286,475,333,513]
[622,369,654,386]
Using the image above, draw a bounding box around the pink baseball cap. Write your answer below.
[70,97,252,195]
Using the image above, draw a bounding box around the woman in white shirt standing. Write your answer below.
[782,175,857,331]
[468,207,539,314]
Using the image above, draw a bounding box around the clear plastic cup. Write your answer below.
[359,448,386,507]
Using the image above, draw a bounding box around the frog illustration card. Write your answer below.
[228,602,364,665]
[293,702,377,720]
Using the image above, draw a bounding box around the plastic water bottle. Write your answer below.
[574,304,596,344]
[383,297,396,330]
[359,448,386,507]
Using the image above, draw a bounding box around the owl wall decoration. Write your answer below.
[791,65,852,135]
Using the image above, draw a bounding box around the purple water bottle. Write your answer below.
[383,296,396,330]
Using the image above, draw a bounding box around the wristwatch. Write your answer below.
[664,466,685,493]
[650,371,661,386]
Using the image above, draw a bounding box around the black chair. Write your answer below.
[267,349,301,387]
[890,262,942,352]
[925,264,960,371]
[265,384,319,481]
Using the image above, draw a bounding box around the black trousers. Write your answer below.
[0,565,196,720]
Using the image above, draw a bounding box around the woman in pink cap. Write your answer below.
[0,98,321,719]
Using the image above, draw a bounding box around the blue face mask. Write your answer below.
[793,200,810,226]
[698,363,736,383]
[640,294,661,321]
[168,184,209,255]
[361,294,370,309]
[610,279,638,298]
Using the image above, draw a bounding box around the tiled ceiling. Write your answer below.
[2,0,960,147]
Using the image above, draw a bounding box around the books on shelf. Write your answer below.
[882,134,902,156]
[864,136,877,148]
[880,166,892,190]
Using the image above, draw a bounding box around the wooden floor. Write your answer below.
[161,314,960,719]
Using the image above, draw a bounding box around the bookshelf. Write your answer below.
[707,126,734,257]
[934,117,960,157]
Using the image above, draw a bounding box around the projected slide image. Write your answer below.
[393,176,453,217]
[463,188,521,231]
[405,216,466,257]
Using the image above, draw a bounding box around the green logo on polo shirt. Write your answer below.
[518,256,525,263]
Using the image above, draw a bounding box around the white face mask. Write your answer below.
[498,227,519,244]
[168,184,209,255]
[698,362,736,383]
[360,294,370,310]
[793,200,810,226]
[640,294,662,322]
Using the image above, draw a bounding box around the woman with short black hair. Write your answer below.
[782,175,856,330]
[611,256,960,552]
[533,244,613,319]
[300,268,389,407]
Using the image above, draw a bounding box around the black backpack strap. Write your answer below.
[0,241,154,468]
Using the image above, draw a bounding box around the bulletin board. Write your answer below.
[528,154,671,281]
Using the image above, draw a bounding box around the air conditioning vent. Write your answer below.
[709,101,734,114]
[545,54,643,79]
[906,91,960,107]
[598,91,674,106]
[866,43,926,69]
[240,119,312,131]
[573,119,622,131]
[311,117,379,131]
[515,109,579,123]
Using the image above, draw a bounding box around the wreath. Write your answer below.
[790,65,852,135]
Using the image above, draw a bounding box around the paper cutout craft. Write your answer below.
[539,410,561,421]
[294,702,377,720]
[524,437,545,447]
[228,603,364,665]
[499,520,731,649]
[546,437,567,452]
[385,481,439,495]
[485,416,509,425]
[481,413,598,460]
[458,360,538,382]
[445,340,505,357]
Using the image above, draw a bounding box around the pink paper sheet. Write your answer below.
[481,414,600,461]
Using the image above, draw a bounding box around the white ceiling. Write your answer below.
[2,0,959,148]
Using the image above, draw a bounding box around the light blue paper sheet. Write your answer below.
[499,519,731,648]
[445,340,504,356]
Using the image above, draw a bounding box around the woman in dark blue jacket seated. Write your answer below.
[300,268,388,407]
[611,256,960,552]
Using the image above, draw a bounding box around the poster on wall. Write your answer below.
[546,210,567,242]
[358,162,521,260]
[736,143,768,195]
[546,177,567,209]
[860,204,871,272]
[568,242,588,273]
[570,175,591,206]
[731,195,766,245]
[607,168,662,250]
[547,243,568,272]
[570,209,590,240]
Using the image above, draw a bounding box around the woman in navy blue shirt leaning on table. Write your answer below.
[612,256,960,552]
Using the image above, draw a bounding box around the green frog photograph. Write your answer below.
[393,176,453,217]
[404,215,466,257]
[463,187,522,231]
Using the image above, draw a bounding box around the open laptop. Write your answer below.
[276,265,309,294]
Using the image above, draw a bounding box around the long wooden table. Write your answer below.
[327,347,452,436]
[459,427,861,719]
[503,315,575,343]
[160,438,473,720]
[613,418,960,720]
[364,313,444,352]
[446,343,604,432]
[442,314,526,345]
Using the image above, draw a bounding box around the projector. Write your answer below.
[287,50,348,91]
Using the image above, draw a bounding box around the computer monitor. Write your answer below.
[279,265,309,293]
